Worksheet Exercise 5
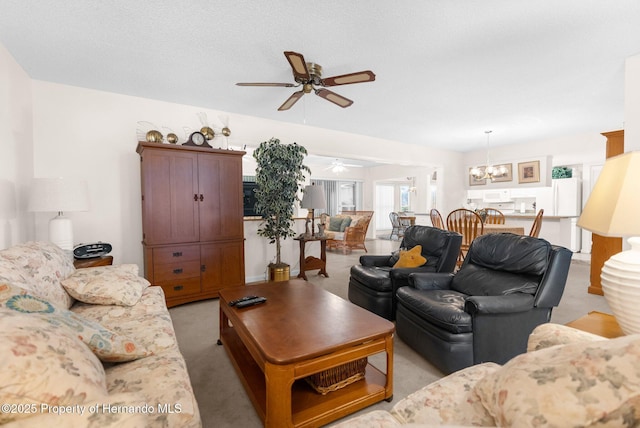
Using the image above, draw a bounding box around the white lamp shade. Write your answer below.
[577,151,640,237]
[301,185,326,210]
[28,177,89,213]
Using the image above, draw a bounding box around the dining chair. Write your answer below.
[478,208,505,224]
[389,212,402,240]
[446,208,484,267]
[529,209,544,237]
[429,208,445,229]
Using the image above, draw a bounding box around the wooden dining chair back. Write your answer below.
[430,208,445,229]
[478,208,505,224]
[446,208,484,267]
[529,209,544,238]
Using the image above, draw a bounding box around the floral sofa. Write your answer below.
[333,322,640,427]
[0,241,200,427]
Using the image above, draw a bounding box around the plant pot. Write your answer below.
[269,263,290,282]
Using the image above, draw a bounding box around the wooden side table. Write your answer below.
[73,255,114,269]
[294,235,328,280]
[565,311,624,338]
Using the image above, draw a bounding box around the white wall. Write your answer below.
[0,44,33,248]
[625,53,640,151]
[29,80,463,274]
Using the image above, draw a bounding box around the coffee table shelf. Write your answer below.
[218,280,394,427]
[221,325,388,427]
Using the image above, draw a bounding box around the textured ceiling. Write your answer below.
[1,1,640,152]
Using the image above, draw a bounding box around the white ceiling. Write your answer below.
[2,1,640,152]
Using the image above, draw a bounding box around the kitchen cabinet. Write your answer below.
[137,142,245,307]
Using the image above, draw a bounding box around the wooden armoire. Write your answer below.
[137,142,245,307]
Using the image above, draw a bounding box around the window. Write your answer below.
[311,179,363,215]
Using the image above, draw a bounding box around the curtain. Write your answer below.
[312,179,339,215]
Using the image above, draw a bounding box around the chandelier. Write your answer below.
[470,130,507,181]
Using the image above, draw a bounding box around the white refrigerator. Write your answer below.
[535,178,582,251]
[536,178,581,216]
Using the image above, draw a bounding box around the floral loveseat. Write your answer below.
[333,323,640,427]
[0,241,200,427]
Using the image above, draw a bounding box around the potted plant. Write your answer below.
[253,137,311,281]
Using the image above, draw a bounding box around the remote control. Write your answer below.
[228,295,259,306]
[235,296,267,308]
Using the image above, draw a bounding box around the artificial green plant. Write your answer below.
[253,137,311,267]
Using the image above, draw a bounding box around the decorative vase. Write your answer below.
[600,237,640,335]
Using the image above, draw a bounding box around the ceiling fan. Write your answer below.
[324,159,364,174]
[236,51,376,111]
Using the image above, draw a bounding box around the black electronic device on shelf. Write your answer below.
[243,182,259,217]
[73,242,113,259]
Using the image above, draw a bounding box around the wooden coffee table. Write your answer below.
[218,280,395,428]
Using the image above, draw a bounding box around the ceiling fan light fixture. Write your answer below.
[332,163,347,173]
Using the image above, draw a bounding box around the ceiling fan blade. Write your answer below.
[321,70,376,86]
[284,51,310,82]
[278,90,304,111]
[236,82,296,87]
[315,89,353,108]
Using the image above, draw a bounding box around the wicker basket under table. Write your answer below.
[305,358,368,395]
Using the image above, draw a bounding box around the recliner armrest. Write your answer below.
[465,294,534,315]
[359,255,392,267]
[408,272,454,290]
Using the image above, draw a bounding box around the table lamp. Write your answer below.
[301,184,326,237]
[28,177,89,250]
[577,151,640,334]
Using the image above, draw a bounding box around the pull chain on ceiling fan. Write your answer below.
[236,51,376,111]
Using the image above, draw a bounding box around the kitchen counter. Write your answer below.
[505,213,579,220]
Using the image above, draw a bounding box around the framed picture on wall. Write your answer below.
[469,167,486,186]
[518,160,540,183]
[491,163,513,183]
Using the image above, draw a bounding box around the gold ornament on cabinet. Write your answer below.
[137,115,233,149]
[137,121,164,143]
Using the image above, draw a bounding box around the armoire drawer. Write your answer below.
[153,245,200,264]
[157,277,201,299]
[153,260,201,281]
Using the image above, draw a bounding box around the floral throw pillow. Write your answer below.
[0,307,107,424]
[61,265,150,306]
[0,283,151,363]
[474,333,640,427]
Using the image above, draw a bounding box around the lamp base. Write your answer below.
[601,237,640,335]
[49,214,74,251]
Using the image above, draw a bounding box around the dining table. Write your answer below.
[398,215,416,226]
[482,224,525,235]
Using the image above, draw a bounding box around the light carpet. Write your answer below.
[169,238,609,428]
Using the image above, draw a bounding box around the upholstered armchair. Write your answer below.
[395,233,572,374]
[321,211,374,254]
[348,225,462,320]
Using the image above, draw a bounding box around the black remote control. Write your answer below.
[235,296,267,308]
[228,295,259,306]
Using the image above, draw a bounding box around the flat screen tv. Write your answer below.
[243,182,259,217]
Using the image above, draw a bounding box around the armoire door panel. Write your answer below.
[142,150,199,245]
[201,241,245,292]
[198,154,243,241]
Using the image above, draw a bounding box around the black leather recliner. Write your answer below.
[348,225,462,320]
[395,233,572,374]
